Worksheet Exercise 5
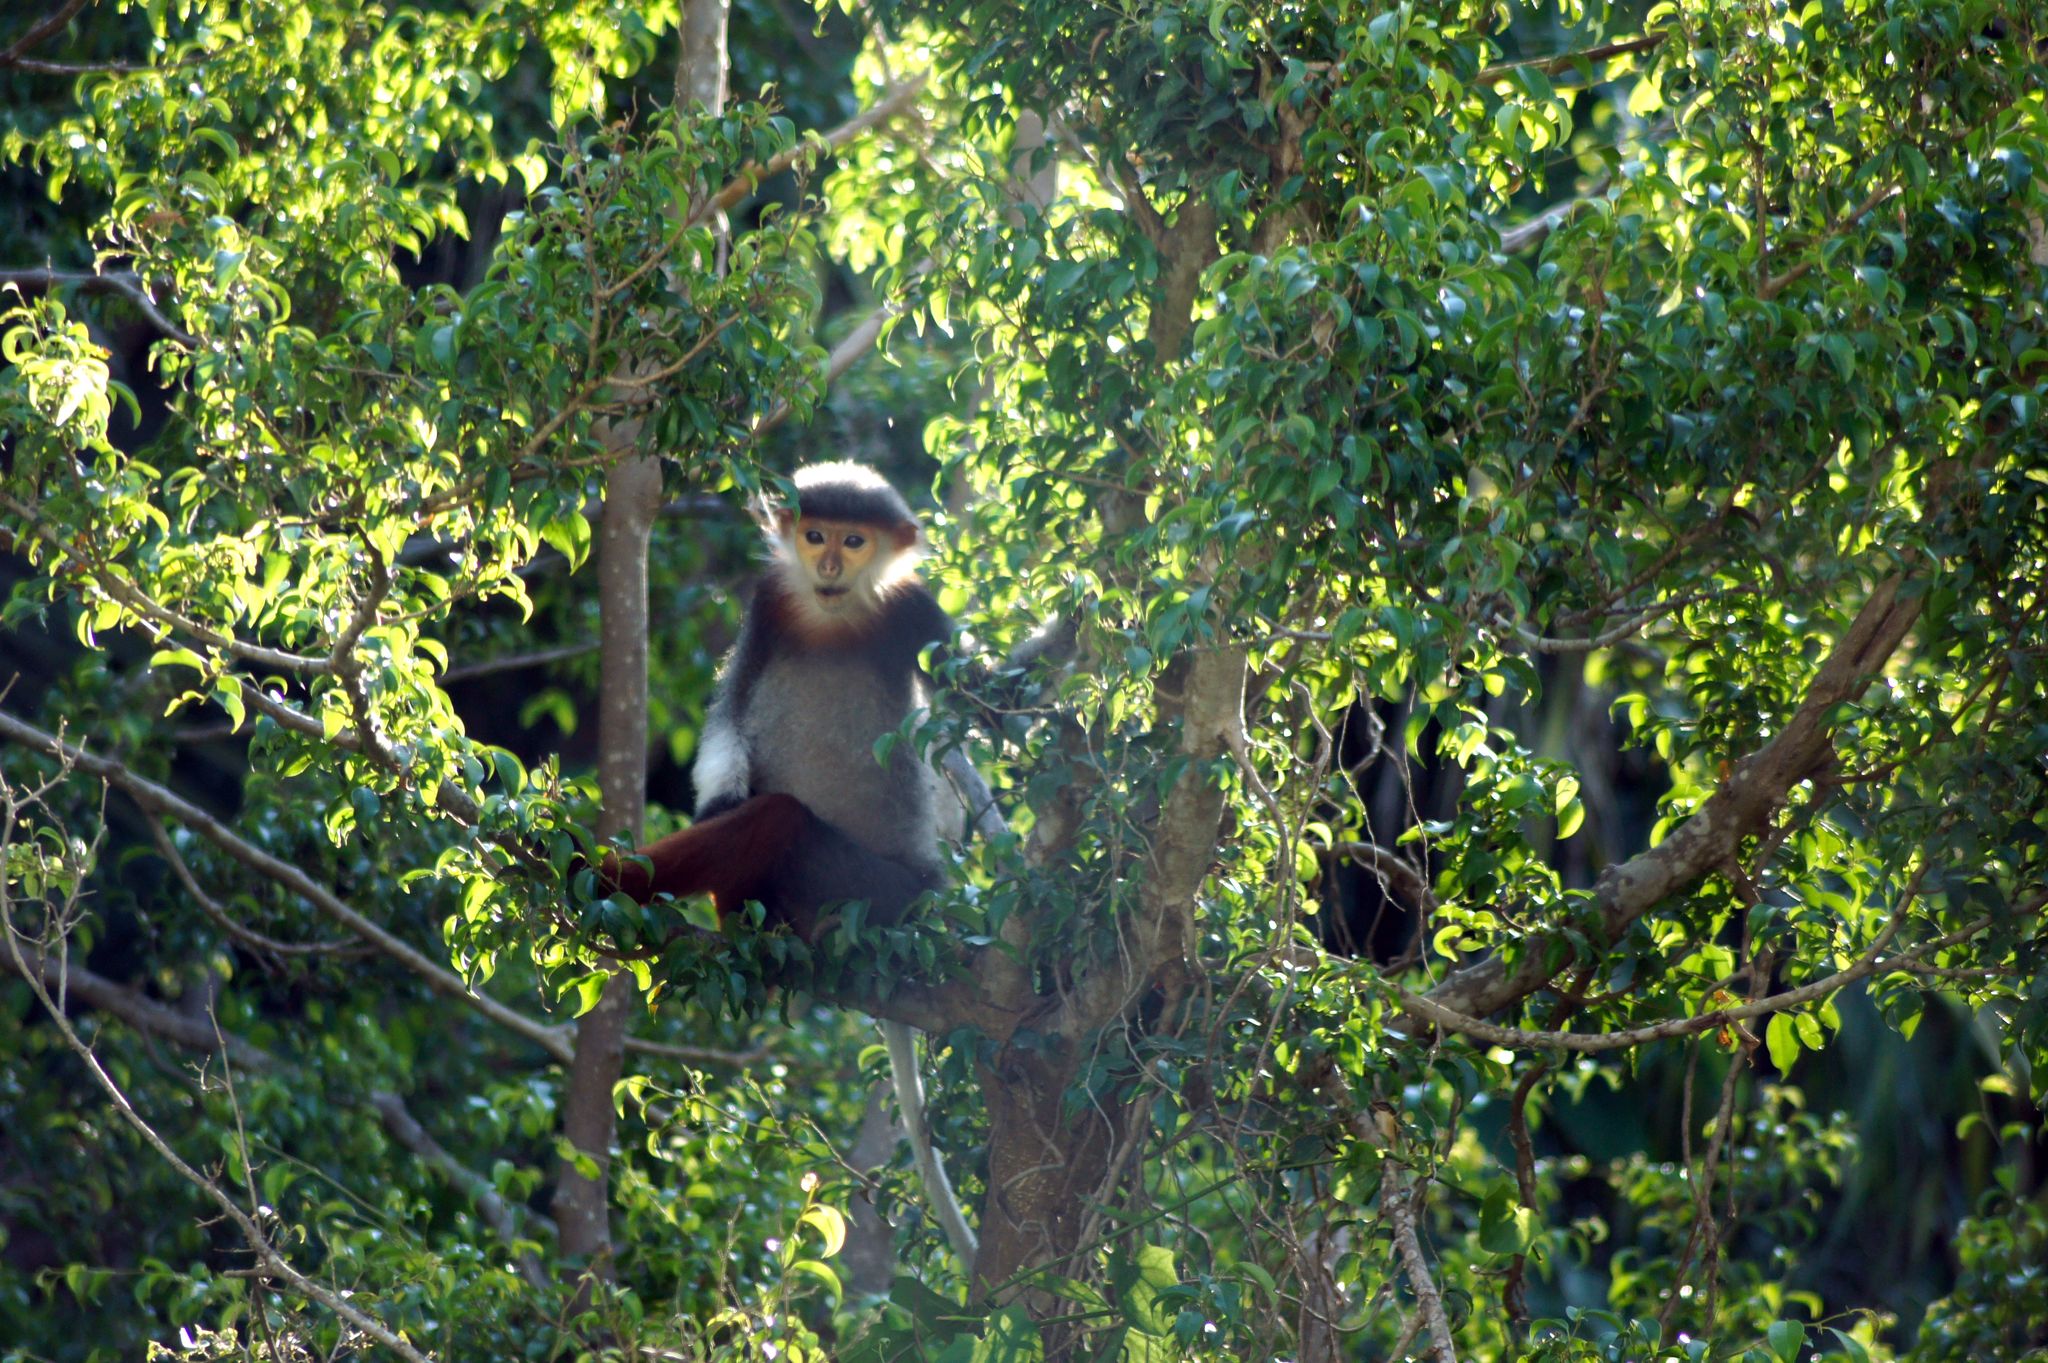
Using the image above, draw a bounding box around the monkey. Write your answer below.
[588,460,979,1265]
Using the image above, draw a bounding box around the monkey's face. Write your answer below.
[789,516,890,612]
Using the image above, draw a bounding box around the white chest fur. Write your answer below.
[740,651,940,868]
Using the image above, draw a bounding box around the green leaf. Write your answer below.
[1768,1319,1803,1363]
[1115,1244,1178,1336]
[788,1258,842,1301]
[570,972,608,1018]
[540,512,592,571]
[800,1204,847,1257]
[1479,1185,1539,1254]
[1766,1013,1802,1073]
[147,646,208,674]
[969,1305,1043,1363]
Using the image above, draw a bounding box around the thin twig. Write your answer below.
[752,260,932,439]
[1335,841,1438,914]
[0,798,434,1361]
[0,707,576,1062]
[146,813,365,959]
[1392,870,2025,1053]
[442,641,600,683]
[1757,181,1900,300]
[1476,32,1666,83]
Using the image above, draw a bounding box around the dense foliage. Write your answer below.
[2,0,2044,1361]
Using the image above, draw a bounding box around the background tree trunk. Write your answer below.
[552,454,660,1273]
[552,0,733,1283]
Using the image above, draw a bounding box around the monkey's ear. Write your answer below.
[771,507,797,535]
[889,520,920,553]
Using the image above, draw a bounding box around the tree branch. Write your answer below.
[1420,572,1922,1021]
[366,1090,553,1290]
[145,812,364,959]
[693,75,929,226]
[1337,841,1438,914]
[1044,648,1245,1042]
[0,494,328,673]
[0,942,555,1288]
[1396,876,2028,1054]
[0,267,196,346]
[1389,1176,1459,1363]
[0,707,578,1063]
[0,0,88,67]
[752,263,929,439]
[1476,32,1665,83]
[442,640,600,683]
[0,860,435,1361]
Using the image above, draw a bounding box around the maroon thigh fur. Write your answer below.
[597,793,942,941]
[600,793,809,918]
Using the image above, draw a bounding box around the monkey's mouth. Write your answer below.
[816,586,849,599]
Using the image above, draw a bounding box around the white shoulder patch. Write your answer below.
[692,723,750,812]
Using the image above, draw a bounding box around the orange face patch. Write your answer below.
[791,517,886,595]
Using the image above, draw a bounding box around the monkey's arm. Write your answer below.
[932,612,1078,729]
[692,591,777,819]
[691,693,750,820]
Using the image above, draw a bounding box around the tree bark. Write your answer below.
[552,0,731,1278]
[973,1044,1122,1305]
[968,172,1235,1314]
[552,453,661,1273]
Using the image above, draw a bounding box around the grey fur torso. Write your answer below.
[736,648,947,870]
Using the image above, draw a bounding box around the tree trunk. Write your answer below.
[973,1044,1121,1306]
[551,0,730,1278]
[553,452,661,1274]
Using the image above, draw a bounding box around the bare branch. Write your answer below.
[1492,597,1685,654]
[1476,32,1665,83]
[5,944,283,1073]
[1422,572,1922,1020]
[2,940,555,1285]
[0,847,434,1360]
[623,1034,770,1065]
[1336,841,1437,914]
[1312,1063,1456,1361]
[442,641,600,683]
[367,1090,553,1290]
[694,76,929,226]
[751,271,924,439]
[1389,1176,1459,1363]
[0,0,89,63]
[0,266,196,346]
[146,813,364,959]
[0,707,577,1063]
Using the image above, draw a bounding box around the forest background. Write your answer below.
[1,0,2045,1361]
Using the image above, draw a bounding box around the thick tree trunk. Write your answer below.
[973,1045,1121,1304]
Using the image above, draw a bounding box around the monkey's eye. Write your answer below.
[803,528,826,545]
[843,533,866,549]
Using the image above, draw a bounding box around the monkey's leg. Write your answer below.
[599,795,940,939]
[601,793,809,909]
[762,815,944,940]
